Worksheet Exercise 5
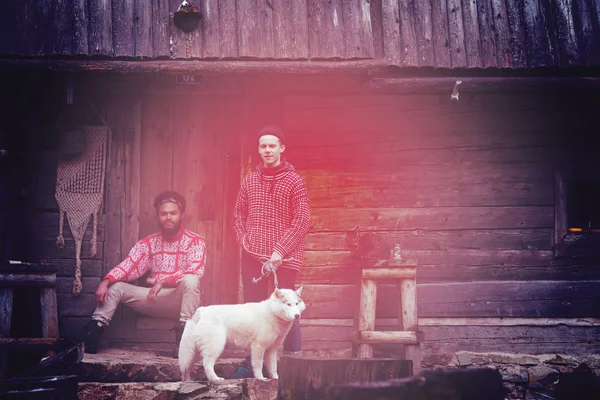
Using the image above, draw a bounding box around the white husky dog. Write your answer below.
[179,287,305,382]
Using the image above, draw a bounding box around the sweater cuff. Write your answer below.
[104,275,117,285]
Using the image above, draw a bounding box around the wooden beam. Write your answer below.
[366,76,600,93]
[362,268,416,279]
[0,273,56,287]
[0,58,388,75]
[301,317,600,327]
[357,330,418,344]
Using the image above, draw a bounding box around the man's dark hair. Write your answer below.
[153,190,186,213]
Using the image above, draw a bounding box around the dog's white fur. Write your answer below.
[179,287,305,381]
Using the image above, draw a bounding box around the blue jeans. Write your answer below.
[241,250,302,352]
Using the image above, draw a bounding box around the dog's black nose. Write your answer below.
[294,314,300,320]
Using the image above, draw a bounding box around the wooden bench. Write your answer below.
[355,259,421,375]
[0,263,59,378]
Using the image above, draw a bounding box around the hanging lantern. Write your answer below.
[174,1,202,33]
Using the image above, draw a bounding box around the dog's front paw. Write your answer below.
[208,376,225,382]
[270,374,279,379]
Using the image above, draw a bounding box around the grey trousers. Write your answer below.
[91,274,201,326]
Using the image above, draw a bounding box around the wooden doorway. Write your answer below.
[138,93,241,306]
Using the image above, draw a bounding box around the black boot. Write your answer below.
[172,322,186,358]
[79,319,105,354]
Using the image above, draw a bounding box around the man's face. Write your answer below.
[157,202,182,236]
[258,134,285,168]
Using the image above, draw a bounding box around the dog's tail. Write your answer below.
[190,307,203,324]
[178,327,197,382]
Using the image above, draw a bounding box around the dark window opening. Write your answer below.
[567,180,600,233]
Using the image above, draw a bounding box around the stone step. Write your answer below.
[66,349,245,382]
[78,379,278,400]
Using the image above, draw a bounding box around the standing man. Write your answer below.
[232,125,311,378]
[79,190,206,357]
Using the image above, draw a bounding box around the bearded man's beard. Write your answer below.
[159,220,182,237]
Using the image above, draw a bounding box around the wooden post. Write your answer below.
[0,288,13,379]
[357,278,377,358]
[400,277,421,375]
[40,288,59,339]
[396,279,406,359]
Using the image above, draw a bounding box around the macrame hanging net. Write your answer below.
[55,125,109,296]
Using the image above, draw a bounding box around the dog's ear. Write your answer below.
[274,287,283,298]
[296,286,303,297]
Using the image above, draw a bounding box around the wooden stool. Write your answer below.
[355,259,422,375]
[0,263,59,378]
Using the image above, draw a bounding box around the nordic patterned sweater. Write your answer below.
[234,161,311,271]
[104,229,206,286]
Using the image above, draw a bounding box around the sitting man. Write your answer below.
[79,190,206,357]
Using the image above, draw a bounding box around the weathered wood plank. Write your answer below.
[477,0,498,68]
[460,0,482,68]
[201,0,221,58]
[0,288,13,336]
[447,0,467,67]
[303,249,558,269]
[57,277,101,294]
[522,0,552,67]
[40,287,59,338]
[272,0,309,59]
[121,101,141,262]
[412,0,434,66]
[302,281,600,319]
[342,0,375,59]
[112,0,134,56]
[151,0,170,58]
[301,324,600,356]
[307,0,345,59]
[73,0,89,54]
[305,229,553,252]
[218,0,238,57]
[39,238,104,261]
[553,0,580,65]
[104,104,125,275]
[370,0,385,59]
[504,0,527,68]
[88,0,113,56]
[132,0,153,58]
[57,293,97,317]
[53,0,75,55]
[431,0,451,67]
[237,0,274,58]
[56,259,104,278]
[35,212,106,228]
[574,0,597,65]
[381,0,401,65]
[139,95,173,237]
[490,0,511,67]
[397,0,418,66]
[298,263,600,285]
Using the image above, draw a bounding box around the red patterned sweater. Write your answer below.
[234,161,311,271]
[104,229,206,286]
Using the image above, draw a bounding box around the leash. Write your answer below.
[243,242,293,288]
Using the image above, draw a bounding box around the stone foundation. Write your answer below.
[423,352,600,399]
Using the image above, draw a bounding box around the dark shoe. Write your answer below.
[231,357,254,379]
[172,322,186,358]
[79,319,105,354]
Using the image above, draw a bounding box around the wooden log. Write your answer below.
[357,278,376,358]
[0,59,388,75]
[0,273,56,288]
[362,268,416,280]
[400,277,421,374]
[40,288,59,339]
[357,330,418,344]
[0,338,63,348]
[279,356,411,400]
[327,368,506,400]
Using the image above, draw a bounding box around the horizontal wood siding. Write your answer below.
[277,86,600,357]
[2,0,599,68]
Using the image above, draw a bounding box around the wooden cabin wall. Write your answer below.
[236,76,600,360]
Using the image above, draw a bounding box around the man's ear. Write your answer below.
[280,144,286,153]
